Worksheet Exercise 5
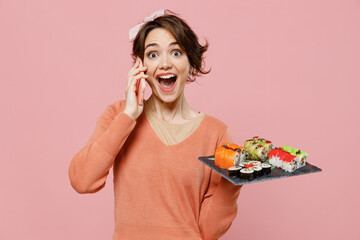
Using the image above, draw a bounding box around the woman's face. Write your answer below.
[143,28,190,103]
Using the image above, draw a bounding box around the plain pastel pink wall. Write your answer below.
[1,0,359,239]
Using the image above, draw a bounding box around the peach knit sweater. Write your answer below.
[69,100,241,240]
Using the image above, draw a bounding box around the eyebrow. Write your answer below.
[144,41,179,50]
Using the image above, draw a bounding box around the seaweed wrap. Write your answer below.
[250,160,261,166]
[253,165,263,178]
[240,168,254,181]
[261,163,271,175]
[228,166,241,178]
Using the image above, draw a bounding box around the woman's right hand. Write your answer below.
[124,58,148,120]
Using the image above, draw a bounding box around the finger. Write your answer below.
[139,78,146,106]
[127,67,147,90]
[127,58,141,79]
[128,73,147,94]
[131,73,149,88]
[126,73,139,95]
[139,58,144,68]
[136,78,141,106]
[137,78,145,106]
[129,66,147,77]
[130,73,148,89]
[130,57,140,71]
[135,77,141,95]
[127,59,140,89]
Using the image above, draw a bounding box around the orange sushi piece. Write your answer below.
[222,148,239,169]
[214,148,238,169]
[215,146,226,167]
[215,143,243,169]
[227,143,240,150]
[221,143,231,148]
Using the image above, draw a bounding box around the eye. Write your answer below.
[147,52,158,59]
[172,50,182,57]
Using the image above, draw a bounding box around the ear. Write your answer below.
[189,67,194,76]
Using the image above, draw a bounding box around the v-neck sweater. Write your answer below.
[144,101,206,145]
[69,100,242,240]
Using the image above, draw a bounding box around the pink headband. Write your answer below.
[129,9,165,40]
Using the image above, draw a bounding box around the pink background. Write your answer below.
[1,0,359,239]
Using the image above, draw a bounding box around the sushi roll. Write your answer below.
[242,162,254,169]
[228,166,241,178]
[253,146,267,162]
[247,144,258,159]
[215,146,227,167]
[221,143,231,148]
[261,163,271,175]
[262,141,274,153]
[244,139,254,149]
[250,160,261,166]
[227,143,240,150]
[281,145,308,164]
[221,144,246,164]
[240,168,254,181]
[222,149,240,169]
[252,136,260,141]
[215,145,240,169]
[253,165,263,178]
[268,148,301,173]
[244,137,274,161]
[235,147,246,164]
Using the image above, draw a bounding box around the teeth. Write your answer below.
[158,74,176,79]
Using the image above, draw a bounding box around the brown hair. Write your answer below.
[131,10,210,82]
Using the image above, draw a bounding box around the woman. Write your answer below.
[69,10,242,240]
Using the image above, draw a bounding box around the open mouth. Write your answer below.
[157,74,177,92]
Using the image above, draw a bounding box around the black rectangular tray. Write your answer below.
[198,156,322,185]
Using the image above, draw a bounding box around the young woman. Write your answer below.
[69,10,242,240]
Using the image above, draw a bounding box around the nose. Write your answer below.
[159,55,172,70]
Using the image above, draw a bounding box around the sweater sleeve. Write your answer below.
[199,128,243,240]
[68,101,136,194]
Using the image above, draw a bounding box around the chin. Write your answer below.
[157,93,179,103]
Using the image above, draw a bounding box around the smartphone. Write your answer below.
[136,78,142,106]
[136,60,146,106]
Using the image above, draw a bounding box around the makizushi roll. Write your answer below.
[253,165,263,178]
[250,160,261,166]
[229,145,246,164]
[242,162,254,168]
[253,146,267,161]
[215,144,243,169]
[236,147,246,164]
[244,139,255,149]
[268,148,300,172]
[215,146,227,167]
[244,136,274,162]
[261,163,271,175]
[281,145,308,165]
[262,141,274,152]
[228,166,241,178]
[240,168,254,181]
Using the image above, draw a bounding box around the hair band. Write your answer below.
[129,9,165,40]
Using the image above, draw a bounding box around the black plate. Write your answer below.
[198,156,322,185]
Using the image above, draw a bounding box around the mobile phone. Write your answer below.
[136,60,146,106]
[136,78,142,106]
